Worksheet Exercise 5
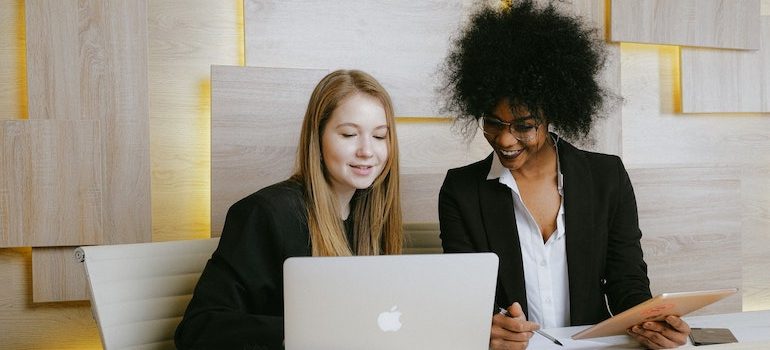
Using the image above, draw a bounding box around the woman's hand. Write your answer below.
[490,302,540,350]
[627,315,691,349]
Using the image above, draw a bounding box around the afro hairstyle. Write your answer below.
[440,0,609,141]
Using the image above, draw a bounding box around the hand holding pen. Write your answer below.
[490,302,545,350]
[497,306,564,346]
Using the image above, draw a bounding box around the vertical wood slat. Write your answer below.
[23,0,151,301]
[610,0,761,49]
[681,17,770,113]
[0,0,27,120]
[0,120,103,247]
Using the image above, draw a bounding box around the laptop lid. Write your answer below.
[283,253,499,350]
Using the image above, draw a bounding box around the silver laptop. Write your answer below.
[283,253,499,350]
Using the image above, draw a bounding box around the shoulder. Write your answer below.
[445,153,493,181]
[558,139,625,175]
[227,179,306,221]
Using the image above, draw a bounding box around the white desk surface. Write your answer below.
[528,309,770,349]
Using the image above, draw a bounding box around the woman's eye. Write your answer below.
[341,133,356,138]
[373,134,387,140]
[513,124,536,132]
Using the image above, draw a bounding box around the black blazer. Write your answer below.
[175,180,311,350]
[439,139,652,326]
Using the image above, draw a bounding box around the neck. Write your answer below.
[511,135,557,180]
[335,189,355,220]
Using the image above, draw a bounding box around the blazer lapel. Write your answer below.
[478,155,528,314]
[558,141,596,324]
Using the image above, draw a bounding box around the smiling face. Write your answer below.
[321,93,389,200]
[484,99,551,172]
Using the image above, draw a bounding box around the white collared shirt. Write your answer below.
[486,144,570,328]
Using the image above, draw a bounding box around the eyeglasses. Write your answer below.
[477,116,540,142]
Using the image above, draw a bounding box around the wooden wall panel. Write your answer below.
[211,66,329,236]
[148,0,243,241]
[681,17,770,113]
[244,0,480,117]
[740,166,770,311]
[0,120,103,247]
[31,247,89,302]
[610,0,761,49]
[630,167,742,314]
[0,0,26,120]
[24,0,150,302]
[621,43,770,310]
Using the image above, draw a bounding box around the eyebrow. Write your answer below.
[335,123,389,130]
[487,115,537,123]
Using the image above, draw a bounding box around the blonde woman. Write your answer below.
[175,70,402,349]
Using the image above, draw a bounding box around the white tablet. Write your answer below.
[571,288,738,340]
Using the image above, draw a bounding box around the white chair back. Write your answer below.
[76,238,219,350]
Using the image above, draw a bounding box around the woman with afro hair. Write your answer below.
[438,1,690,349]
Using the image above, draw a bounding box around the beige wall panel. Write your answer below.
[31,247,88,302]
[740,166,770,311]
[629,167,742,314]
[0,120,103,247]
[24,0,80,119]
[25,0,151,245]
[148,0,242,241]
[621,43,770,310]
[0,0,26,120]
[24,0,150,301]
[681,17,770,113]
[244,0,481,117]
[610,0,761,49]
[1,0,240,346]
[0,248,101,349]
[211,66,329,236]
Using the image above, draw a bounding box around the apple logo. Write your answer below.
[377,305,402,332]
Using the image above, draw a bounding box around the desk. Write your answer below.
[528,310,770,349]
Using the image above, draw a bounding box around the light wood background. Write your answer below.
[610,0,761,49]
[680,17,770,113]
[1,0,769,349]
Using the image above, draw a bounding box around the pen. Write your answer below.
[498,307,564,346]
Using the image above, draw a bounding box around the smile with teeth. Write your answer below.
[499,149,523,157]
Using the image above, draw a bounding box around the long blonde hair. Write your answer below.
[292,70,402,256]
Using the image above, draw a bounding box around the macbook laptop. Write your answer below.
[283,253,499,350]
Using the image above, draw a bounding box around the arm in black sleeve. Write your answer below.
[438,170,476,253]
[175,195,288,350]
[603,157,652,314]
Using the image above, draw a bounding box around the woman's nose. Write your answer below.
[357,138,373,157]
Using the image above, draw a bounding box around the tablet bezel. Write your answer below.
[571,288,738,340]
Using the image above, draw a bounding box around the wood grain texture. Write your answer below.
[0,0,27,120]
[0,120,103,247]
[244,0,480,117]
[210,66,329,236]
[23,0,151,302]
[629,166,743,314]
[739,166,770,311]
[610,0,761,49]
[0,247,101,349]
[32,247,89,302]
[681,17,770,113]
[148,0,242,241]
[622,42,770,311]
